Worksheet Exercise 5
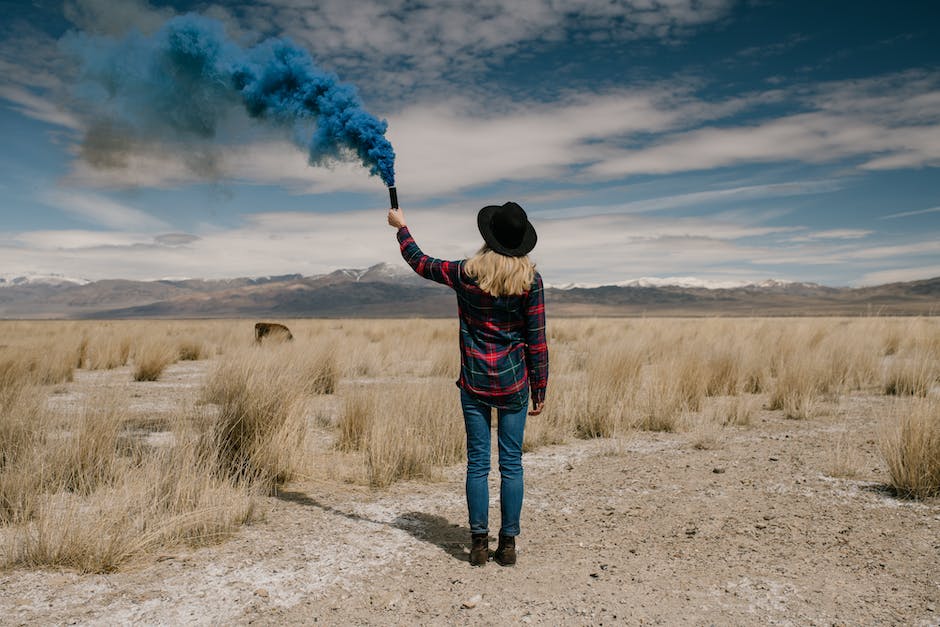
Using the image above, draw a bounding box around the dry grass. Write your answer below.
[2,316,939,571]
[880,398,940,498]
[6,435,259,572]
[177,337,207,361]
[133,340,178,381]
[339,382,464,487]
[769,352,824,419]
[633,371,685,432]
[544,336,643,440]
[427,342,460,378]
[0,386,46,524]
[824,428,865,479]
[0,388,260,571]
[55,399,125,494]
[299,344,339,395]
[883,351,935,397]
[688,422,724,450]
[1,342,79,388]
[337,391,375,453]
[0,322,334,572]
[85,333,132,370]
[705,395,759,428]
[201,347,317,487]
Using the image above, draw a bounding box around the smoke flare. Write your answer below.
[63,14,396,186]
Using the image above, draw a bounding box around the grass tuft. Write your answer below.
[880,399,940,498]
[133,341,178,382]
[201,349,311,487]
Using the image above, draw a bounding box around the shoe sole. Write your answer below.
[470,551,489,566]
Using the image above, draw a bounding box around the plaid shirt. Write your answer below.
[397,226,548,409]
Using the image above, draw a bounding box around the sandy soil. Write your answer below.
[1,362,939,626]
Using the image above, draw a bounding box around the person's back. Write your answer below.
[388,201,548,567]
[455,251,545,411]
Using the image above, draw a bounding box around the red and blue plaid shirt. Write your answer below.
[397,226,548,409]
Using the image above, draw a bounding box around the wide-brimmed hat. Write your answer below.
[477,201,537,257]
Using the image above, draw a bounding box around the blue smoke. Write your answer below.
[62,14,396,186]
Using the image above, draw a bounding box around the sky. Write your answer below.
[1,0,939,287]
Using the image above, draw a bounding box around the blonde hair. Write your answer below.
[464,245,536,297]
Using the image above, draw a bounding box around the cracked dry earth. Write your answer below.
[1,364,939,625]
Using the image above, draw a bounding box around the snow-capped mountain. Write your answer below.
[0,273,90,288]
[549,277,820,290]
[0,265,935,318]
[325,262,414,283]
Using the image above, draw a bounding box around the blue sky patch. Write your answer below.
[0,0,938,286]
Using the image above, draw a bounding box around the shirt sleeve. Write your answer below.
[396,226,461,289]
[524,272,549,405]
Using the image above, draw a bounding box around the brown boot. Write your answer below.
[494,534,516,566]
[470,533,489,566]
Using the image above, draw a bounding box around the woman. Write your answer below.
[387,201,548,567]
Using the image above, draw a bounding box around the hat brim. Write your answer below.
[477,205,538,257]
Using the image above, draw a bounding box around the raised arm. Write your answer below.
[524,273,548,413]
[388,207,461,288]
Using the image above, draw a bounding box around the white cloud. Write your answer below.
[67,149,216,190]
[0,86,83,131]
[856,265,940,286]
[66,138,390,193]
[388,92,683,194]
[55,69,940,195]
[0,22,69,92]
[60,86,753,194]
[788,229,872,242]
[588,71,940,177]
[40,191,168,231]
[446,72,940,183]
[2,0,938,291]
[0,204,824,284]
[840,240,940,260]
[858,125,940,170]
[58,89,679,193]
[13,229,152,250]
[534,179,842,219]
[1,210,411,281]
[747,238,940,267]
[222,143,378,193]
[230,0,736,92]
[4,2,937,199]
[155,233,200,246]
[880,205,940,220]
[3,198,937,286]
[589,112,936,177]
[62,0,175,35]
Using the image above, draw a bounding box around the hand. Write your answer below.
[529,400,544,416]
[387,207,407,229]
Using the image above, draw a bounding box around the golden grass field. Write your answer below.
[1,316,938,580]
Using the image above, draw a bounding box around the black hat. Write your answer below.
[477,201,537,257]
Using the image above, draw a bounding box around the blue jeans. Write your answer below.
[460,388,528,537]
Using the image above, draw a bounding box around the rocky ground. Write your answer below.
[1,363,938,626]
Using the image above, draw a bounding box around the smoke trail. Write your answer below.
[62,14,396,186]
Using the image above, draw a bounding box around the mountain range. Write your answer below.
[0,265,937,318]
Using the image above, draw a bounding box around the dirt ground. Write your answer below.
[1,361,939,626]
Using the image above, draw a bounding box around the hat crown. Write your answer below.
[477,201,537,257]
[491,202,527,248]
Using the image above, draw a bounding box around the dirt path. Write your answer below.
[1,389,938,625]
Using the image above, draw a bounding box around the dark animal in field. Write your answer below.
[254,322,293,343]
